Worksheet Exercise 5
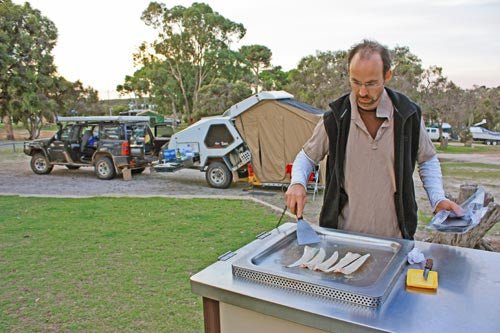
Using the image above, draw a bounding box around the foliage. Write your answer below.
[260,66,289,91]
[285,50,349,110]
[135,2,247,123]
[0,196,277,332]
[0,0,102,139]
[470,86,500,131]
[239,44,272,93]
[194,78,252,120]
[118,61,183,119]
[387,46,424,101]
[0,0,57,139]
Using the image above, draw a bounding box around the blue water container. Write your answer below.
[163,149,176,162]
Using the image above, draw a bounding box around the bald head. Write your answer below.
[348,40,392,76]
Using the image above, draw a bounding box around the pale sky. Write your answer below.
[13,0,500,99]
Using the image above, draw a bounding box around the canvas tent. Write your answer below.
[223,91,325,184]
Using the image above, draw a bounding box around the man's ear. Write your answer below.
[384,69,393,82]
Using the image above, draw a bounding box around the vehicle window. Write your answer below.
[205,124,234,148]
[156,125,174,137]
[59,126,72,141]
[101,124,122,140]
[127,124,151,144]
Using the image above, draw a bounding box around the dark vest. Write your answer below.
[319,88,421,239]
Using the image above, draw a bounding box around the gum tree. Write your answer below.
[136,2,246,122]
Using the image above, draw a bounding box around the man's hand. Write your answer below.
[435,199,464,216]
[285,183,307,217]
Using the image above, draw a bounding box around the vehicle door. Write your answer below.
[47,125,79,162]
[152,123,174,155]
[98,123,124,156]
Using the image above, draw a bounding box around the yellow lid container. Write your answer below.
[406,268,438,290]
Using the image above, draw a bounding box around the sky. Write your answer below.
[13,0,500,99]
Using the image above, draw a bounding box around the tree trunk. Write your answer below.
[2,114,15,140]
[427,184,500,251]
[440,137,448,149]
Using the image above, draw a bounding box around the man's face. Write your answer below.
[349,52,391,111]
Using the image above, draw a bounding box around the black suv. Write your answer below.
[24,116,157,180]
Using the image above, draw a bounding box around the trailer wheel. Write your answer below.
[206,161,232,189]
[493,141,498,146]
[486,140,492,145]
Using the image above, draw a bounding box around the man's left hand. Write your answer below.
[435,199,464,216]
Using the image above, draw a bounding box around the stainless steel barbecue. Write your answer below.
[232,225,414,307]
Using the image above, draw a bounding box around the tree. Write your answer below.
[285,50,349,109]
[239,44,272,93]
[260,66,289,91]
[0,0,58,139]
[470,86,500,131]
[137,2,246,123]
[194,78,251,120]
[388,46,424,101]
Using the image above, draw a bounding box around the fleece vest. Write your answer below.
[320,88,421,239]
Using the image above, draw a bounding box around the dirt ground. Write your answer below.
[1,133,499,251]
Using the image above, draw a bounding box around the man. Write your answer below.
[285,40,462,239]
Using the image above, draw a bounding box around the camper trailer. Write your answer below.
[153,91,325,188]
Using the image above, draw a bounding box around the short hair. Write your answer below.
[347,40,392,76]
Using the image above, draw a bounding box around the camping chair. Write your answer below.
[285,163,321,201]
[311,164,321,201]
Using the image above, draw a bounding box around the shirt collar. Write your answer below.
[349,88,394,119]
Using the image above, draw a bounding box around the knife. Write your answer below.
[423,258,433,280]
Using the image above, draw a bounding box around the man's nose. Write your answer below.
[359,85,368,96]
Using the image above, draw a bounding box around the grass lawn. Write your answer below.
[440,162,500,181]
[434,143,500,154]
[0,196,277,332]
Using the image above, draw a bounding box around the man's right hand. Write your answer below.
[285,183,307,217]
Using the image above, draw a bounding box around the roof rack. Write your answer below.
[56,116,150,123]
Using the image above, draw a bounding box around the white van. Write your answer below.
[426,127,449,141]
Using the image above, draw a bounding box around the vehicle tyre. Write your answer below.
[486,140,492,145]
[94,156,116,180]
[30,153,53,175]
[493,141,498,146]
[131,167,146,174]
[206,161,232,189]
[66,165,81,170]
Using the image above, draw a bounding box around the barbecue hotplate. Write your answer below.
[232,225,414,307]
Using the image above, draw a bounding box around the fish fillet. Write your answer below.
[336,254,371,275]
[286,246,318,268]
[302,248,326,270]
[314,251,339,271]
[323,252,361,273]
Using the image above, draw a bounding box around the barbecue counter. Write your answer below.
[190,223,500,333]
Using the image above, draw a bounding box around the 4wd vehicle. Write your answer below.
[24,116,157,180]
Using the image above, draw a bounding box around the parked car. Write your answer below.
[24,116,157,180]
[426,127,450,141]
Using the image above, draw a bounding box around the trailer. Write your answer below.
[470,126,500,145]
[152,91,324,189]
[152,116,251,189]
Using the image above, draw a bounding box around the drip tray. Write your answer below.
[232,226,413,307]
